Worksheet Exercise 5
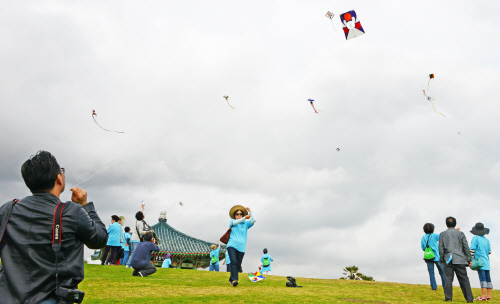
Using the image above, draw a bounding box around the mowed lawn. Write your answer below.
[81,264,498,303]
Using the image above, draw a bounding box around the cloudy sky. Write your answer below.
[1,1,499,288]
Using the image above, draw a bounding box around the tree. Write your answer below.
[340,265,374,281]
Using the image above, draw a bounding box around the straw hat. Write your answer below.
[229,205,248,219]
[470,222,490,235]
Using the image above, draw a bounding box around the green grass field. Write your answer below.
[81,264,498,303]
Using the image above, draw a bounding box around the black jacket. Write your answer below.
[0,193,108,303]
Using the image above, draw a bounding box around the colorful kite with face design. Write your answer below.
[340,10,365,40]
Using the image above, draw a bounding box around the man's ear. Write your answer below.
[55,174,63,186]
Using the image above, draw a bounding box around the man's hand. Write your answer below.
[70,187,87,206]
[469,261,472,267]
[456,227,460,231]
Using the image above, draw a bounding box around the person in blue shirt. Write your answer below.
[227,205,256,287]
[130,232,160,277]
[161,253,172,268]
[120,227,132,266]
[470,222,493,301]
[421,223,445,290]
[261,248,273,275]
[101,215,123,265]
[209,241,221,272]
[222,250,231,272]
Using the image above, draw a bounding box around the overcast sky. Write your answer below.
[1,1,500,288]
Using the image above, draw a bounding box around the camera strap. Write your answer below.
[52,202,66,293]
[0,199,20,245]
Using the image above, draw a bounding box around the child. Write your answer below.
[120,227,132,265]
[129,232,160,277]
[161,253,172,268]
[261,248,273,275]
[209,240,221,272]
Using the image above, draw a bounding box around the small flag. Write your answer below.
[248,271,266,282]
[325,11,334,20]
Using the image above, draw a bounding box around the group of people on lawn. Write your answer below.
[422,216,492,302]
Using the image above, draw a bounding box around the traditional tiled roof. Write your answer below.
[151,220,226,254]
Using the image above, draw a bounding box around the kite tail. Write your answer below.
[92,116,125,133]
[330,20,337,31]
[430,100,445,117]
[226,100,236,110]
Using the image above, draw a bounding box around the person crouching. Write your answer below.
[129,232,159,277]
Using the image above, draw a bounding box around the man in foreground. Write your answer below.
[130,232,159,277]
[0,151,108,303]
[439,216,474,303]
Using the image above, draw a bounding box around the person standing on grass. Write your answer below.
[130,232,159,277]
[421,223,445,290]
[101,215,122,265]
[120,226,132,265]
[470,222,493,301]
[261,248,273,275]
[223,250,231,272]
[209,241,221,272]
[0,151,108,303]
[126,208,151,268]
[439,216,473,303]
[161,253,172,268]
[227,205,256,287]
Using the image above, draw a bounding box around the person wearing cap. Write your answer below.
[161,253,172,268]
[421,223,445,290]
[227,205,256,287]
[439,216,473,303]
[261,248,273,275]
[209,240,221,271]
[470,222,492,301]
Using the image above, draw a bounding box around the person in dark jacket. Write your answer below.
[129,232,159,277]
[0,151,108,303]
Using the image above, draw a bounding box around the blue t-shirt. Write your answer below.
[470,235,491,270]
[106,222,122,246]
[421,233,440,262]
[122,232,132,251]
[261,254,273,271]
[210,248,220,266]
[227,214,255,252]
[225,251,231,265]
[129,241,160,269]
[161,258,172,268]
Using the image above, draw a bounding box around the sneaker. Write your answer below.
[486,297,492,300]
[138,271,144,277]
[232,280,238,287]
[126,265,132,268]
[132,271,138,276]
[475,297,486,301]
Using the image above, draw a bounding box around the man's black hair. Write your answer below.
[423,223,435,234]
[446,216,456,228]
[111,215,120,222]
[124,227,130,233]
[135,211,144,221]
[143,232,153,242]
[21,151,61,193]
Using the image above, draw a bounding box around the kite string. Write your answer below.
[72,130,169,187]
[430,100,445,117]
[330,19,337,31]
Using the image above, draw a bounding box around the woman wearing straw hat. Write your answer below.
[470,222,492,301]
[227,205,256,287]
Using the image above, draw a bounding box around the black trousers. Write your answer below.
[133,262,157,277]
[227,247,245,282]
[101,246,121,265]
[442,263,473,303]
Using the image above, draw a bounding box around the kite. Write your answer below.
[223,95,235,110]
[248,271,266,282]
[458,132,461,135]
[340,10,365,40]
[325,11,336,31]
[427,74,434,89]
[336,148,340,152]
[308,99,321,113]
[92,110,124,133]
[423,90,445,117]
[179,201,184,206]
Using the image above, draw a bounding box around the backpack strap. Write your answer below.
[0,199,19,244]
[426,234,432,247]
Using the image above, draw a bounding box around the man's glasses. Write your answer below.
[60,168,65,174]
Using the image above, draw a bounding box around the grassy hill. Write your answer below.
[81,264,497,303]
